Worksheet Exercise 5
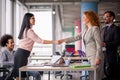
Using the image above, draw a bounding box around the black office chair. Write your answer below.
[55,71,72,79]
[54,51,73,79]
[80,70,89,80]
[0,67,14,80]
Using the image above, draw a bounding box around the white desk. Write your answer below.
[19,65,96,80]
[29,56,87,61]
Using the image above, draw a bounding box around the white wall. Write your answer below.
[54,5,63,53]
[0,0,6,36]
[54,5,73,53]
[0,0,1,37]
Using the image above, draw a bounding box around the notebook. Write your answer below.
[70,62,91,68]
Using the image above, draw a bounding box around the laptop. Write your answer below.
[27,55,62,67]
[44,55,68,67]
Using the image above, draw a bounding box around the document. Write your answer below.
[27,62,44,67]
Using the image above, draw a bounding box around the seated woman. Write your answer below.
[0,34,15,67]
[0,34,41,80]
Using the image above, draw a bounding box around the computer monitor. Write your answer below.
[65,44,75,52]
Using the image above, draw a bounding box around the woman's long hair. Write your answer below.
[84,11,100,28]
[18,13,34,39]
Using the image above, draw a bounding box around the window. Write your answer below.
[15,3,20,45]
[6,0,12,34]
[30,11,53,56]
[14,1,27,48]
[14,3,53,56]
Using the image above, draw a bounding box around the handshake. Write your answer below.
[54,39,66,44]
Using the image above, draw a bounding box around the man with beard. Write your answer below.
[102,11,120,80]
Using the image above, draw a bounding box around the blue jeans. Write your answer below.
[27,71,41,80]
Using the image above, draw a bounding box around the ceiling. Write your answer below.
[19,0,120,3]
[18,0,120,31]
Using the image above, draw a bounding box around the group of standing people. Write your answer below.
[57,11,120,80]
[0,10,120,80]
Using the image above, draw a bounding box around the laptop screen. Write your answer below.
[50,55,62,64]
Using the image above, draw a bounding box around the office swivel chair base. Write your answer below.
[55,72,72,79]
[80,71,89,80]
[0,67,14,80]
[80,75,89,80]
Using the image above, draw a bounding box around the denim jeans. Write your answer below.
[27,71,41,80]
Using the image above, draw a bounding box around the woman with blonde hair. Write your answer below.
[57,11,104,80]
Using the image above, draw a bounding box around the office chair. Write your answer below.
[54,50,73,79]
[80,69,89,80]
[0,67,14,80]
[55,71,72,79]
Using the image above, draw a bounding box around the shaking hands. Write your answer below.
[54,39,66,44]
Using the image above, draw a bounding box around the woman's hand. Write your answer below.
[54,39,66,44]
[95,58,101,65]
[102,42,106,47]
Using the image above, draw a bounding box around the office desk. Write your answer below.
[19,65,96,80]
[29,56,87,61]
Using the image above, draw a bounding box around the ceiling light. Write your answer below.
[76,26,78,29]
[54,0,57,1]
[113,19,116,22]
[52,8,56,14]
[52,11,56,14]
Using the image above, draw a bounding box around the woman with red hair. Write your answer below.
[57,11,104,80]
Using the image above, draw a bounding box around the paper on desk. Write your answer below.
[27,62,44,67]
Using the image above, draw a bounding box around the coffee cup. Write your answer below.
[65,60,70,66]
